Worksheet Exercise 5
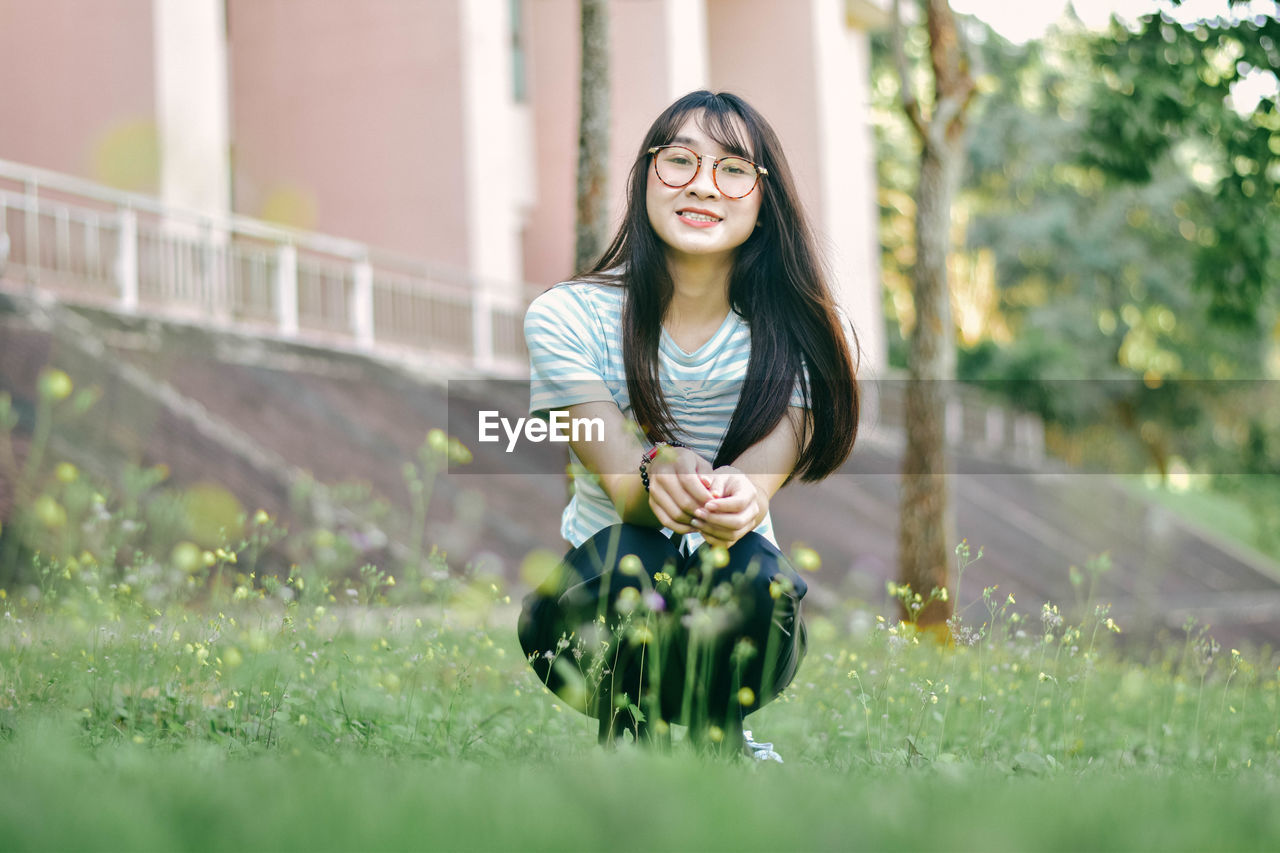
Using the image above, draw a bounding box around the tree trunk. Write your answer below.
[575,0,610,274]
[892,0,975,627]
[899,142,961,626]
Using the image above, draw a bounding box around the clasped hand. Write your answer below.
[645,447,766,548]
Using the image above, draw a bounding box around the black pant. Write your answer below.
[518,523,808,746]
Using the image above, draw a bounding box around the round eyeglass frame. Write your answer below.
[647,145,768,199]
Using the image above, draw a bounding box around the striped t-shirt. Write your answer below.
[525,279,802,549]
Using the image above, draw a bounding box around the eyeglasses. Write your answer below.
[647,145,768,199]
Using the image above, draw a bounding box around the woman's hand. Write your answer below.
[690,466,768,548]
[646,446,715,534]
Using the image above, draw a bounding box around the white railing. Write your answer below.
[0,159,533,376]
[0,158,1047,463]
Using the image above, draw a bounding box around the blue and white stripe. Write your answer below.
[525,280,803,549]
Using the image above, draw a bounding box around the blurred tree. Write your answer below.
[1079,1,1280,328]
[889,0,979,626]
[575,0,610,274]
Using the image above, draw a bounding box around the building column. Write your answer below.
[459,0,529,301]
[810,0,887,373]
[152,0,230,218]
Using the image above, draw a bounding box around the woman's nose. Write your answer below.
[686,156,720,197]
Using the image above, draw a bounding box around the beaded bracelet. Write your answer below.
[639,441,685,491]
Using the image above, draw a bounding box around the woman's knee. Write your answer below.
[572,524,681,578]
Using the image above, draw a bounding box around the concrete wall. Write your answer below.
[522,0,704,288]
[707,0,885,370]
[225,0,469,269]
[0,0,158,191]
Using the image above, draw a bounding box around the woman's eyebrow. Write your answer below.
[670,135,751,158]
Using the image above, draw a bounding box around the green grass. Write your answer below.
[4,724,1280,852]
[4,378,1280,851]
[2,578,1279,851]
[1120,476,1280,572]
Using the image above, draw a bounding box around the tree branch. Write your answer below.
[892,0,929,140]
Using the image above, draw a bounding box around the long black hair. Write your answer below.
[585,90,858,482]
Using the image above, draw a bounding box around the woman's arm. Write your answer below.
[564,400,716,534]
[693,407,806,548]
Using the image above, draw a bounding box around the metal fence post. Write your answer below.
[472,282,494,372]
[353,257,374,349]
[276,242,298,337]
[117,208,139,312]
[24,178,39,290]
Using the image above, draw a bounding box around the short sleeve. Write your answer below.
[525,285,615,418]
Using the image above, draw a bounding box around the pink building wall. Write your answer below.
[522,0,676,288]
[225,0,468,269]
[0,0,157,191]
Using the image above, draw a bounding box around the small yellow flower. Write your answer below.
[226,700,235,709]
[38,368,73,401]
[54,462,79,484]
[252,509,270,525]
[33,495,67,530]
[427,428,449,453]
[790,545,821,572]
[737,687,756,707]
[298,714,309,727]
[707,725,724,743]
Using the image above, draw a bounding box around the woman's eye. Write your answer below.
[722,163,751,176]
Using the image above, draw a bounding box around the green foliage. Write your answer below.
[1081,2,1280,326]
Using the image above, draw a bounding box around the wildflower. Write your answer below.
[447,437,472,465]
[54,463,79,484]
[654,571,673,586]
[427,429,449,453]
[939,587,948,602]
[33,496,67,530]
[618,554,643,576]
[709,546,730,569]
[612,586,641,615]
[738,687,756,707]
[886,581,898,596]
[1007,593,1015,606]
[38,368,73,401]
[707,725,724,743]
[171,542,203,574]
[790,546,821,572]
[253,509,270,525]
[1105,618,1121,634]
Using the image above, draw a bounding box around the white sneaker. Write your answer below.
[743,730,783,763]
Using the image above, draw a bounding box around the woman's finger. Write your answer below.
[648,483,698,531]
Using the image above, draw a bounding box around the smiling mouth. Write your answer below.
[677,210,722,223]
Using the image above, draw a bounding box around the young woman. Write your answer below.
[518,90,859,758]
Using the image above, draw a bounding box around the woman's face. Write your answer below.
[645,112,763,265]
